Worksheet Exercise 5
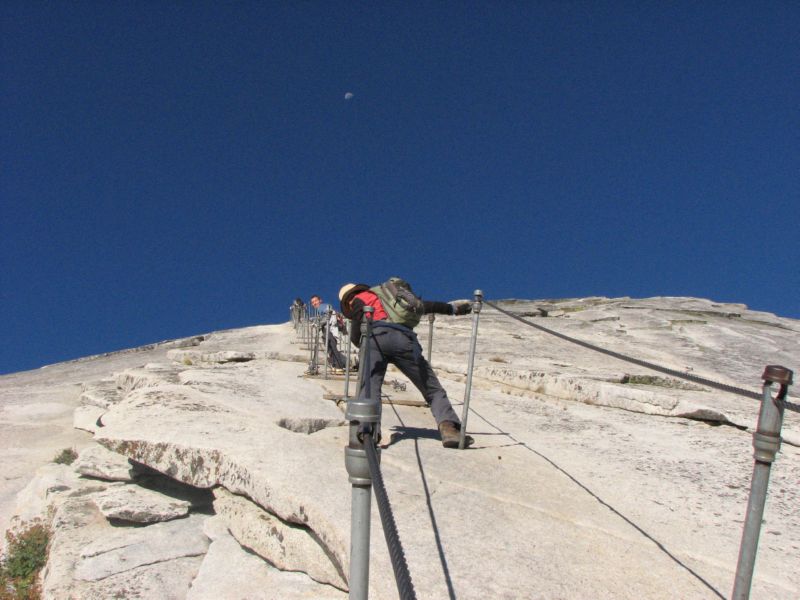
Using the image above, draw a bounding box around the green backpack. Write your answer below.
[371,277,425,328]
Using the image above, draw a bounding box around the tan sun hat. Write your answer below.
[339,283,357,302]
[338,283,370,317]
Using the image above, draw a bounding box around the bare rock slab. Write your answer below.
[115,364,181,394]
[81,556,204,600]
[213,487,346,589]
[10,463,88,530]
[79,379,122,409]
[188,515,345,600]
[74,513,209,582]
[168,349,256,365]
[92,484,191,523]
[73,444,137,482]
[43,489,204,599]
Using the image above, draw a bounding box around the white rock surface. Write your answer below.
[73,443,137,482]
[79,379,121,409]
[43,491,206,599]
[2,299,798,599]
[188,516,345,600]
[0,335,212,548]
[94,373,351,587]
[74,513,209,581]
[91,484,191,523]
[168,349,256,364]
[213,487,346,589]
[10,463,85,527]
[72,404,105,433]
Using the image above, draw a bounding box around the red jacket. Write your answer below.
[354,290,388,321]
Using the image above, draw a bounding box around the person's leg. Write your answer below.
[327,335,346,368]
[384,329,460,425]
[357,331,388,400]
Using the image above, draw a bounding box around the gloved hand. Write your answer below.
[449,301,472,316]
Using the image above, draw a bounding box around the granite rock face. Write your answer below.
[91,484,191,523]
[187,516,345,600]
[73,444,138,482]
[1,298,798,599]
[212,487,346,589]
[73,514,208,581]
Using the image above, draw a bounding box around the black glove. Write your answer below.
[449,301,472,316]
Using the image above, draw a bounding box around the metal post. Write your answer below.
[732,365,793,600]
[426,313,435,364]
[299,309,304,342]
[344,307,379,600]
[307,321,314,367]
[324,306,333,380]
[344,319,353,399]
[309,318,321,375]
[459,290,483,450]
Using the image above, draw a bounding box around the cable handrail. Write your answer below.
[484,300,800,414]
[363,432,417,600]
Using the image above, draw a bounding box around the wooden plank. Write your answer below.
[322,393,426,407]
[302,373,358,381]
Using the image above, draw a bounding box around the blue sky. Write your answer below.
[2,2,798,375]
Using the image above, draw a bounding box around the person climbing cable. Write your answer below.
[310,294,349,370]
[338,278,474,448]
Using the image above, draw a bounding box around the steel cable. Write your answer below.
[363,432,417,600]
[780,400,800,413]
[485,301,798,412]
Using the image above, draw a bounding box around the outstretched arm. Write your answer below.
[423,300,471,316]
[423,300,455,315]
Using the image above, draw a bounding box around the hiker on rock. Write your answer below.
[290,297,305,328]
[310,295,349,370]
[338,278,474,448]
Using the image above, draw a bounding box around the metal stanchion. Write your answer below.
[300,309,308,346]
[308,318,321,375]
[458,290,483,450]
[344,319,353,399]
[426,313,435,364]
[324,306,333,380]
[345,307,379,600]
[732,365,793,600]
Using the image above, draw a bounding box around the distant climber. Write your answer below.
[309,295,349,370]
[290,297,305,328]
[338,279,474,448]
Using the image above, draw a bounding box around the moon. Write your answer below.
[344,92,354,100]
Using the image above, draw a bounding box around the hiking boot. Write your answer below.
[438,421,473,449]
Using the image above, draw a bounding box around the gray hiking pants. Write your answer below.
[359,324,460,425]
